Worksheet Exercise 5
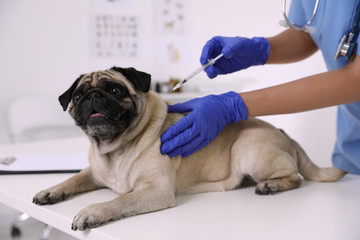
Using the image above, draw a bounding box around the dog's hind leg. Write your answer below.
[255,173,302,195]
[240,147,302,195]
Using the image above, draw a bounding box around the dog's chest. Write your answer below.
[89,153,134,194]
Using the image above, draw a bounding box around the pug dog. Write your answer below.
[33,67,346,231]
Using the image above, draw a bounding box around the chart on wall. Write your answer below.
[155,0,192,35]
[89,14,141,58]
[88,0,193,66]
[92,0,134,8]
[154,0,193,67]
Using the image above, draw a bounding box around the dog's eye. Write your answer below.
[110,88,122,95]
[73,94,81,104]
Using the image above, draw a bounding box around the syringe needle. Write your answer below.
[171,53,224,91]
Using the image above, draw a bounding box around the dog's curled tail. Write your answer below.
[290,138,346,182]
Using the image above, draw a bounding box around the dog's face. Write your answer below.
[58,67,151,141]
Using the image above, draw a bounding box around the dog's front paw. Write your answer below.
[33,188,69,205]
[72,203,114,231]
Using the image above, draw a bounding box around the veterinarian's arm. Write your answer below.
[199,29,317,79]
[266,29,318,64]
[241,54,360,117]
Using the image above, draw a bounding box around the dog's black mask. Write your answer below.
[58,67,151,141]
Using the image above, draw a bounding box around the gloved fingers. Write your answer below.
[167,102,194,113]
[160,113,195,143]
[204,65,219,79]
[160,124,199,156]
[200,37,223,65]
[222,45,234,58]
[222,38,245,58]
[200,45,212,65]
[167,134,204,157]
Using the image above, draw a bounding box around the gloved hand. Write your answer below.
[200,36,270,79]
[160,91,248,157]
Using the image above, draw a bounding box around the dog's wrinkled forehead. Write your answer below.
[79,70,136,94]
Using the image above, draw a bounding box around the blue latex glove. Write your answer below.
[160,91,248,157]
[200,36,270,79]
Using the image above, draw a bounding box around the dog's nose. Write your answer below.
[87,92,101,100]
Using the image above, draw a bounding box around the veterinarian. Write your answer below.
[160,0,360,175]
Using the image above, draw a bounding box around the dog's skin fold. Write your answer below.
[33,67,346,231]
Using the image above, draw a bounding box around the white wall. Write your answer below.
[0,0,336,167]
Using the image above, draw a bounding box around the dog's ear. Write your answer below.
[58,74,84,111]
[111,67,151,93]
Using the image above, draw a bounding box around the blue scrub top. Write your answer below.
[289,0,360,174]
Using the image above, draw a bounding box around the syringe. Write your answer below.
[172,53,224,91]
